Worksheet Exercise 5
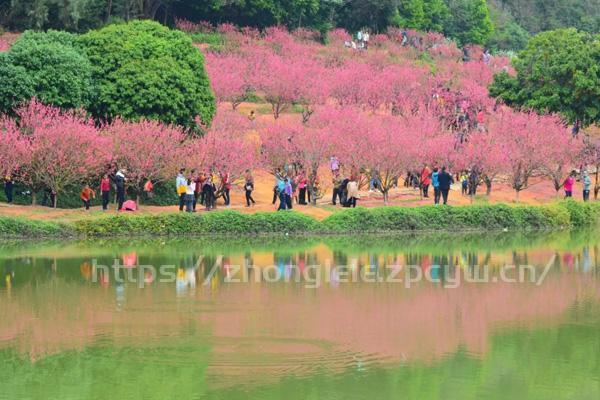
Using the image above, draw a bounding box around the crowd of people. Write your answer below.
[2,158,596,212]
[344,28,371,50]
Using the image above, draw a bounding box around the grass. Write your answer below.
[1,200,599,238]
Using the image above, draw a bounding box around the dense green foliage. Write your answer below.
[78,20,215,128]
[320,203,581,232]
[443,0,493,45]
[73,211,321,236]
[1,202,599,238]
[0,20,216,128]
[3,0,597,49]
[490,0,600,35]
[0,55,34,114]
[486,3,530,51]
[489,28,600,126]
[0,216,70,237]
[0,30,93,113]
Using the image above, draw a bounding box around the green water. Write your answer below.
[1,231,600,399]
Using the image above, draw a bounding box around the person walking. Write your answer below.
[432,167,440,205]
[4,175,14,204]
[176,168,187,212]
[185,178,196,212]
[437,167,454,205]
[197,171,206,208]
[277,176,287,211]
[297,171,308,205]
[468,169,480,196]
[284,178,293,210]
[564,172,575,198]
[244,169,256,207]
[191,172,201,211]
[100,174,111,211]
[115,169,126,211]
[420,165,431,198]
[330,156,340,174]
[221,172,231,207]
[460,171,469,195]
[80,184,96,211]
[143,180,154,200]
[203,176,215,211]
[583,171,592,202]
[332,172,343,205]
[273,169,284,205]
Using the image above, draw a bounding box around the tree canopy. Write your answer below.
[0,30,93,113]
[78,20,216,129]
[489,28,600,126]
[5,0,598,50]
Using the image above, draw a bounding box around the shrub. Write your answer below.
[0,217,71,237]
[320,203,589,233]
[79,20,216,130]
[1,30,93,112]
[0,203,598,238]
[73,211,320,236]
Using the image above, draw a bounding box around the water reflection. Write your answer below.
[1,231,600,399]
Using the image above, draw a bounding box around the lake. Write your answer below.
[1,231,599,399]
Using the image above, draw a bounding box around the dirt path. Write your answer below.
[0,169,587,223]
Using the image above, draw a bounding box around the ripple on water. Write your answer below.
[205,336,388,389]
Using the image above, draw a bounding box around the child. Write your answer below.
[143,179,154,199]
[461,172,469,195]
[81,184,96,210]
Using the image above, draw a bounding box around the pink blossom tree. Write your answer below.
[0,116,29,179]
[205,53,250,110]
[189,109,257,200]
[581,137,600,199]
[457,131,508,197]
[258,117,303,174]
[15,100,111,207]
[489,109,554,201]
[537,120,583,196]
[250,51,306,119]
[104,118,188,204]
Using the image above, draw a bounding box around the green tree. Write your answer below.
[445,0,494,45]
[0,54,35,114]
[3,30,93,110]
[486,1,529,50]
[79,20,216,130]
[489,29,600,126]
[394,0,426,30]
[423,0,450,32]
[336,0,397,32]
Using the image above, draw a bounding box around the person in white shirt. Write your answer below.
[185,178,196,212]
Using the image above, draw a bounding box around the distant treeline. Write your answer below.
[1,0,599,49]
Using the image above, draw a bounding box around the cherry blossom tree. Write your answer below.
[189,108,257,199]
[489,109,553,201]
[104,118,188,204]
[16,100,111,207]
[205,53,250,110]
[537,121,583,196]
[250,51,309,119]
[581,136,600,199]
[0,116,29,179]
[258,117,304,181]
[457,131,508,197]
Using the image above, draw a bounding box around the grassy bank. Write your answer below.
[1,201,599,238]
